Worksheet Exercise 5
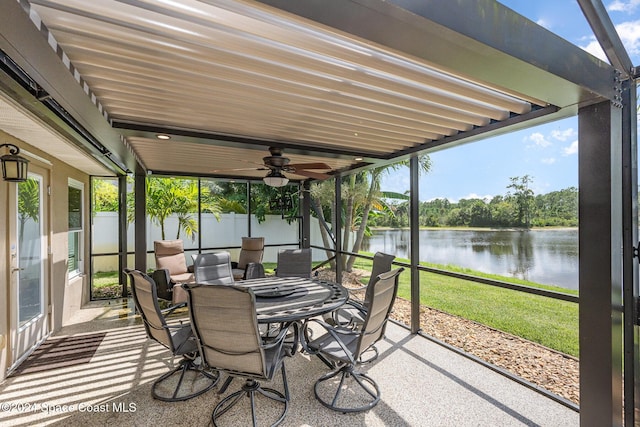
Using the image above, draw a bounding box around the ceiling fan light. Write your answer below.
[263,170,289,187]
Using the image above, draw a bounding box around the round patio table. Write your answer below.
[237,276,349,324]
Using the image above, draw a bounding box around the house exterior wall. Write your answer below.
[51,158,91,328]
[0,131,93,382]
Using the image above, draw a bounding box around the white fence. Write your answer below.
[91,212,333,272]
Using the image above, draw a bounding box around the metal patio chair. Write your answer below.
[231,237,265,280]
[275,248,312,278]
[184,283,291,426]
[192,252,234,285]
[152,239,194,312]
[124,269,218,402]
[303,268,404,413]
[326,252,395,362]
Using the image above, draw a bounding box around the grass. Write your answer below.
[92,271,126,298]
[415,270,578,356]
[94,255,579,357]
[350,255,579,357]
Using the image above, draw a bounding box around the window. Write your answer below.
[68,179,84,277]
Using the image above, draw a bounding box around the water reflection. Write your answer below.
[362,229,578,290]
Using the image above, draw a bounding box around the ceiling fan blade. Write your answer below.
[210,167,267,173]
[293,170,331,180]
[287,162,331,170]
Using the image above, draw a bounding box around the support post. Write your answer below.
[410,155,421,334]
[302,181,311,249]
[134,166,146,272]
[579,99,623,427]
[197,178,202,254]
[621,78,638,427]
[334,175,342,283]
[247,182,252,236]
[118,175,128,296]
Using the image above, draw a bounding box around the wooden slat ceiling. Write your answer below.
[27,0,544,180]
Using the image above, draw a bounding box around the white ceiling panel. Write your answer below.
[13,0,552,180]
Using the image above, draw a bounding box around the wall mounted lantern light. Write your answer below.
[0,143,29,182]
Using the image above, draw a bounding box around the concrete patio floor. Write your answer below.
[0,299,579,426]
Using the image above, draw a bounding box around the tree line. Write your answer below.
[92,155,433,273]
[371,176,578,229]
[92,177,293,240]
[93,169,576,277]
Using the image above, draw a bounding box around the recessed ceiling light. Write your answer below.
[156,134,171,140]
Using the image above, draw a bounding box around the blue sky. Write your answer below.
[381,0,640,202]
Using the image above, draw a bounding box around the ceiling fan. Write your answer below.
[215,147,332,187]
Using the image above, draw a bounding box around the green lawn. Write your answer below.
[350,255,579,357]
[92,271,125,299]
[96,254,579,357]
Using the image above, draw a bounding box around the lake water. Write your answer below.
[362,228,579,290]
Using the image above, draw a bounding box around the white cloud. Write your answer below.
[563,140,579,156]
[541,157,557,165]
[427,193,492,203]
[462,193,493,201]
[580,20,640,61]
[427,196,454,203]
[608,0,640,13]
[581,38,608,61]
[614,20,640,56]
[536,18,551,30]
[526,132,552,148]
[551,128,577,141]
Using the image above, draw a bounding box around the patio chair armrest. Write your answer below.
[305,318,357,338]
[345,299,366,312]
[346,284,367,305]
[261,321,294,357]
[152,268,173,284]
[151,269,174,301]
[348,284,367,293]
[324,300,367,329]
[166,322,189,329]
[301,318,358,361]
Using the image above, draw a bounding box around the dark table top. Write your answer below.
[237,276,349,323]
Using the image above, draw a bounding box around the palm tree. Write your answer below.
[310,180,338,268]
[18,178,40,246]
[345,156,431,271]
[125,177,203,241]
[312,155,431,272]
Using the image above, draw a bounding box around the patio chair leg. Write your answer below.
[218,376,234,394]
[151,357,218,402]
[212,370,289,427]
[313,364,380,413]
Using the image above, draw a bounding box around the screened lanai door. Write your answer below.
[8,166,49,371]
